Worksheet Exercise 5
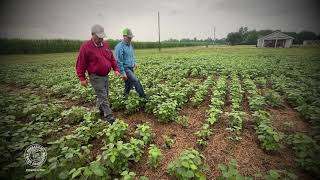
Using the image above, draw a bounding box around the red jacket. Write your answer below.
[76,40,119,81]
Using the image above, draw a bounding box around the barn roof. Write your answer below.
[258,31,294,40]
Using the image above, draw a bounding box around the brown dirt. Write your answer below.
[178,98,210,131]
[202,76,233,178]
[268,103,310,134]
[186,77,205,82]
[90,138,104,161]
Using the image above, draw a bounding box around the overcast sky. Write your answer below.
[0,0,319,41]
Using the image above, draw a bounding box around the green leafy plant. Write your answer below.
[191,77,213,107]
[121,170,136,180]
[176,115,189,128]
[288,133,320,174]
[135,122,154,145]
[154,100,178,122]
[66,160,109,179]
[195,123,212,146]
[227,111,245,140]
[125,93,145,114]
[163,135,175,149]
[207,106,222,125]
[263,169,297,180]
[61,106,87,123]
[249,95,265,111]
[102,119,128,144]
[253,111,282,151]
[148,144,162,168]
[100,140,142,175]
[139,176,149,180]
[167,149,207,179]
[255,77,267,88]
[265,90,284,107]
[218,159,252,180]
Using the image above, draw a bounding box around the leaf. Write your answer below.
[65,152,74,159]
[185,170,194,178]
[25,172,36,179]
[71,169,82,179]
[190,164,198,170]
[181,161,190,168]
[58,170,69,179]
[110,155,116,163]
[89,162,104,176]
[269,170,280,179]
[83,167,93,177]
[199,174,207,180]
[218,164,227,172]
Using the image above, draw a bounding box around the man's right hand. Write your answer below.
[80,80,88,87]
[122,74,128,81]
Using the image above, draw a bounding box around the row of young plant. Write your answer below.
[0,55,221,124]
[271,74,320,175]
[195,75,227,146]
[0,91,158,179]
[191,76,215,107]
[145,78,200,122]
[24,117,161,180]
[227,72,245,140]
[217,159,297,180]
[243,75,282,151]
[147,64,215,123]
[252,76,284,108]
[271,72,320,141]
[0,93,66,177]
[167,148,298,180]
[27,112,107,179]
[253,75,320,175]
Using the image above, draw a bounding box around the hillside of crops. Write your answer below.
[0,46,319,179]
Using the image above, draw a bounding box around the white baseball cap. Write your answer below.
[91,24,106,38]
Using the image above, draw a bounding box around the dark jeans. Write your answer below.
[124,67,146,98]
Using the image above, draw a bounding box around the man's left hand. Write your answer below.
[114,71,120,77]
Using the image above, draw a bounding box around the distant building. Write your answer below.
[257,31,294,48]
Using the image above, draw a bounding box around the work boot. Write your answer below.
[99,107,104,116]
[141,95,149,102]
[104,114,115,124]
[123,94,129,100]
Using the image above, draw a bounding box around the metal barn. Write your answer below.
[257,31,294,48]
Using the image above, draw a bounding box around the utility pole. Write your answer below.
[213,26,216,46]
[158,11,161,52]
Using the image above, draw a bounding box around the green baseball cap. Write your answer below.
[122,28,134,38]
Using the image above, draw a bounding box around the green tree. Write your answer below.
[226,32,242,45]
[297,31,317,44]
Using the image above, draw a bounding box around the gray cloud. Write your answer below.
[0,0,319,41]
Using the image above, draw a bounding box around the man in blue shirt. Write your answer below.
[115,28,147,100]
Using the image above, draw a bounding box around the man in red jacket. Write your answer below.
[76,24,120,124]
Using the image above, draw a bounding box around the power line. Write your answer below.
[158,11,161,52]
